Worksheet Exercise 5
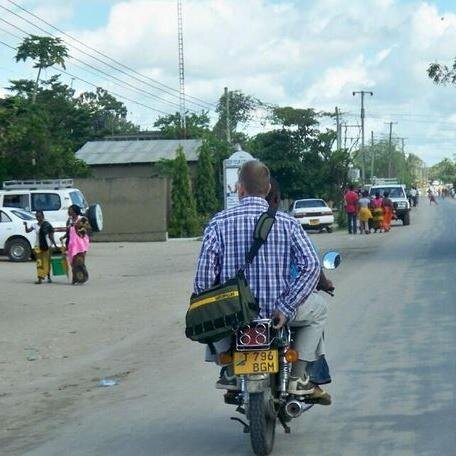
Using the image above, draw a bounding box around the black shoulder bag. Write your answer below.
[185,207,277,344]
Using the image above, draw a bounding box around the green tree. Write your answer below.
[15,35,69,104]
[2,74,139,181]
[213,90,258,144]
[428,60,456,84]
[429,158,456,184]
[76,87,139,139]
[195,140,219,219]
[168,146,200,237]
[154,111,210,139]
[354,141,424,186]
[249,106,348,203]
[0,96,89,180]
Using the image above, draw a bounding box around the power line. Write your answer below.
[0,37,15,51]
[0,38,172,116]
[0,16,191,112]
[0,12,204,112]
[4,0,217,110]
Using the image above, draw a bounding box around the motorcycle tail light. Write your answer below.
[218,352,233,365]
[284,349,299,363]
[236,320,272,351]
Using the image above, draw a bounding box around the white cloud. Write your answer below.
[3,0,456,164]
[33,1,74,24]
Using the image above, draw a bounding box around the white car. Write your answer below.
[0,179,103,232]
[0,207,37,261]
[290,199,334,232]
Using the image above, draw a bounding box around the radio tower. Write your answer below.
[177,0,186,134]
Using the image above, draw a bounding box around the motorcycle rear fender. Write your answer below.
[245,374,269,393]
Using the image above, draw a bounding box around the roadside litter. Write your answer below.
[97,378,120,387]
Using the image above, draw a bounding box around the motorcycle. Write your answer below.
[220,251,341,456]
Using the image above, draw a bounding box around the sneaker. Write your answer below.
[287,375,315,395]
[304,386,332,406]
[215,374,239,391]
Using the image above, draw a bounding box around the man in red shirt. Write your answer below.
[344,185,359,234]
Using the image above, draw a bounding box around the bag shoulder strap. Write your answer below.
[239,206,277,272]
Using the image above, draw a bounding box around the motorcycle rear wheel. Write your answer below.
[249,392,276,456]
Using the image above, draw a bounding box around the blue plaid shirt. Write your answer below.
[194,197,320,320]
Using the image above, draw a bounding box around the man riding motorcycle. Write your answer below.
[194,160,332,404]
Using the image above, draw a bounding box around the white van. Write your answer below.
[0,179,103,232]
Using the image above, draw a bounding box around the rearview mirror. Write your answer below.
[322,251,341,270]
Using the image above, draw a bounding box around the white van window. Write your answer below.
[0,211,12,222]
[3,194,30,210]
[11,210,35,221]
[31,193,61,211]
[70,191,87,209]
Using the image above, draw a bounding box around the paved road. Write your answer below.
[3,200,456,455]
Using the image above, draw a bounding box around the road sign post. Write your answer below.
[223,144,254,210]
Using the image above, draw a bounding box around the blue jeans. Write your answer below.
[347,212,357,234]
[306,355,332,385]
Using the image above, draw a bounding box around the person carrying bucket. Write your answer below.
[24,211,58,284]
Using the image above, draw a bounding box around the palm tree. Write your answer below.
[15,35,69,104]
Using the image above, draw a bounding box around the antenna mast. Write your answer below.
[177,0,186,134]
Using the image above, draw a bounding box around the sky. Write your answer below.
[1,0,456,165]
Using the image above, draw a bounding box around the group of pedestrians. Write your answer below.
[427,186,455,204]
[344,185,395,235]
[24,205,91,285]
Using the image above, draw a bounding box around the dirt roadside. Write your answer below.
[0,229,388,454]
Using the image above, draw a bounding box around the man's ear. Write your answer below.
[238,182,247,198]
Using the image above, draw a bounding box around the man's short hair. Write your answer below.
[239,160,271,197]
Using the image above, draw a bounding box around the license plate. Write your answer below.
[233,350,279,375]
[309,219,319,225]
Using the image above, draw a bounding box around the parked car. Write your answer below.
[0,179,103,232]
[0,207,37,261]
[369,184,410,225]
[290,198,334,232]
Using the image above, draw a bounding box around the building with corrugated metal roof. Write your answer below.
[73,138,203,241]
[75,138,202,178]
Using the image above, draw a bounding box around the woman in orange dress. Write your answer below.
[382,191,394,232]
[371,192,384,233]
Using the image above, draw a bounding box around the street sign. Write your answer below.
[223,144,254,209]
[348,167,361,182]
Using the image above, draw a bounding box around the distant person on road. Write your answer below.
[24,210,57,284]
[357,190,372,235]
[382,192,394,232]
[428,189,438,205]
[410,187,418,207]
[60,205,91,285]
[370,192,384,233]
[344,185,359,235]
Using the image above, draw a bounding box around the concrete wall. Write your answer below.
[89,163,197,179]
[74,177,167,242]
[89,164,153,179]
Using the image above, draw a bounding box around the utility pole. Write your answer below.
[342,123,360,150]
[353,90,373,184]
[225,87,231,144]
[335,107,341,150]
[385,121,398,178]
[370,131,375,183]
[177,0,186,135]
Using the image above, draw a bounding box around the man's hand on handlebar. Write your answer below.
[272,310,287,329]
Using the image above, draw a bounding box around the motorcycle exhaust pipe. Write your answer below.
[285,400,304,418]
